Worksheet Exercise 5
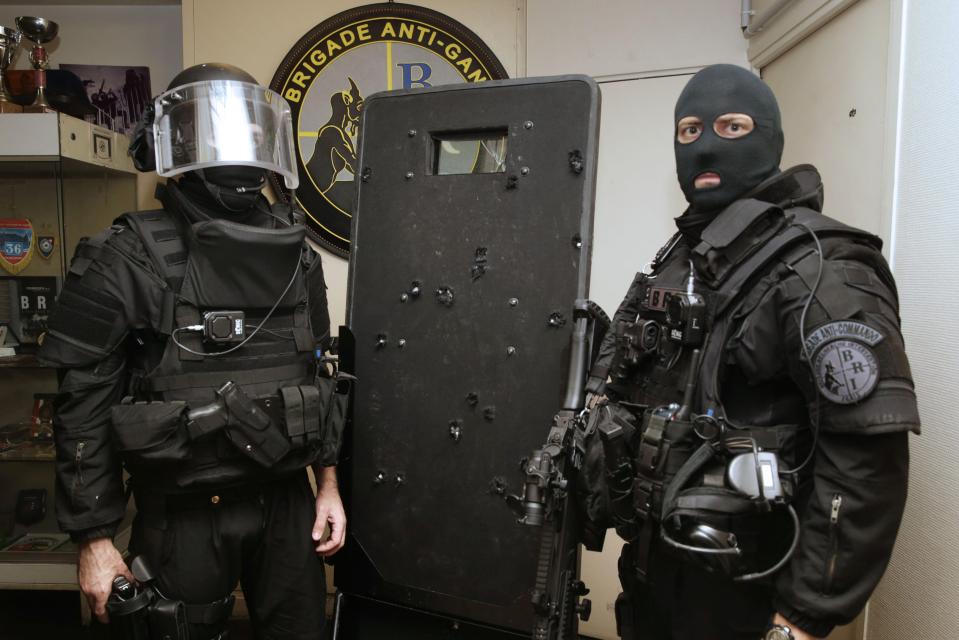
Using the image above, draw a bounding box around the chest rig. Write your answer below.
[600,198,878,583]
[108,207,345,491]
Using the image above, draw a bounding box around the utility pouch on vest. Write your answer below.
[111,400,191,464]
[280,385,321,447]
[279,371,354,464]
[628,406,697,582]
[319,371,355,465]
[217,381,292,468]
[595,401,642,541]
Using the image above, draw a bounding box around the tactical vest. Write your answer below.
[108,208,349,491]
[599,199,880,581]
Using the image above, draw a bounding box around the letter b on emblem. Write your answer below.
[397,63,432,88]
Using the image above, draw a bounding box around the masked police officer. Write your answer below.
[584,64,919,640]
[40,63,348,639]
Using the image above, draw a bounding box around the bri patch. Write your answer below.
[806,321,884,405]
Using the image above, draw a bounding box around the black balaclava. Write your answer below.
[195,165,268,213]
[674,64,784,239]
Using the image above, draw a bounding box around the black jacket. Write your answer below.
[39,180,332,542]
[589,166,919,637]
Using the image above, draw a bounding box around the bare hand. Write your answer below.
[772,613,822,640]
[312,465,347,557]
[78,537,132,624]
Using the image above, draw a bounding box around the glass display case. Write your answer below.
[0,111,137,620]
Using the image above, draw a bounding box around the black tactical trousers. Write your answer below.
[615,542,771,640]
[129,471,327,640]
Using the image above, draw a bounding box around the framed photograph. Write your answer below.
[59,63,152,135]
[92,131,112,161]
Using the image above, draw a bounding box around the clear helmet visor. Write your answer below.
[153,80,299,189]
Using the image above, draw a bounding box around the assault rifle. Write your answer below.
[507,299,609,640]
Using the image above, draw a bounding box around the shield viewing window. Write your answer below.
[432,130,508,175]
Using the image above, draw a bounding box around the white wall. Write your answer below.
[866,1,959,638]
[527,0,747,80]
[762,0,891,237]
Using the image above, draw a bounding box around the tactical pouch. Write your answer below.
[280,385,322,447]
[318,371,355,466]
[111,400,191,464]
[594,401,643,540]
[218,382,291,468]
[633,410,696,524]
[148,598,189,640]
[106,585,153,640]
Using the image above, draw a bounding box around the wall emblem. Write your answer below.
[38,235,55,260]
[0,218,35,274]
[270,2,508,257]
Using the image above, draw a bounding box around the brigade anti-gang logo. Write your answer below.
[805,321,885,404]
[270,3,508,257]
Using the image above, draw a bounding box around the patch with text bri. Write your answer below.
[805,321,884,404]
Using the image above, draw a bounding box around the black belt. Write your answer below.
[133,475,298,515]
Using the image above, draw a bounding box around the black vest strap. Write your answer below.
[144,362,310,393]
[118,209,189,334]
[117,209,188,289]
[692,198,786,288]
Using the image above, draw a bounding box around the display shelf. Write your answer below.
[0,441,55,461]
[0,354,52,369]
[0,112,136,173]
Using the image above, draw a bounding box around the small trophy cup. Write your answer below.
[0,26,22,113]
[15,16,59,113]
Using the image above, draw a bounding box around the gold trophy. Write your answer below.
[15,16,59,113]
[0,26,22,113]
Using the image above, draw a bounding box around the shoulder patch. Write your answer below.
[804,320,883,354]
[806,321,883,404]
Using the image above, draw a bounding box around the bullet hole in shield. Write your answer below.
[471,247,489,281]
[568,149,584,174]
[361,166,372,182]
[571,234,583,250]
[435,286,455,307]
[375,333,388,348]
[484,406,496,422]
[466,391,479,407]
[449,419,463,442]
[489,476,509,496]
[548,311,567,328]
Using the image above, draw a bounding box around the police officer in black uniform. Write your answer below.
[40,63,348,639]
[585,65,919,640]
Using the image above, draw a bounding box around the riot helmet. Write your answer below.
[673,64,783,215]
[129,62,298,211]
